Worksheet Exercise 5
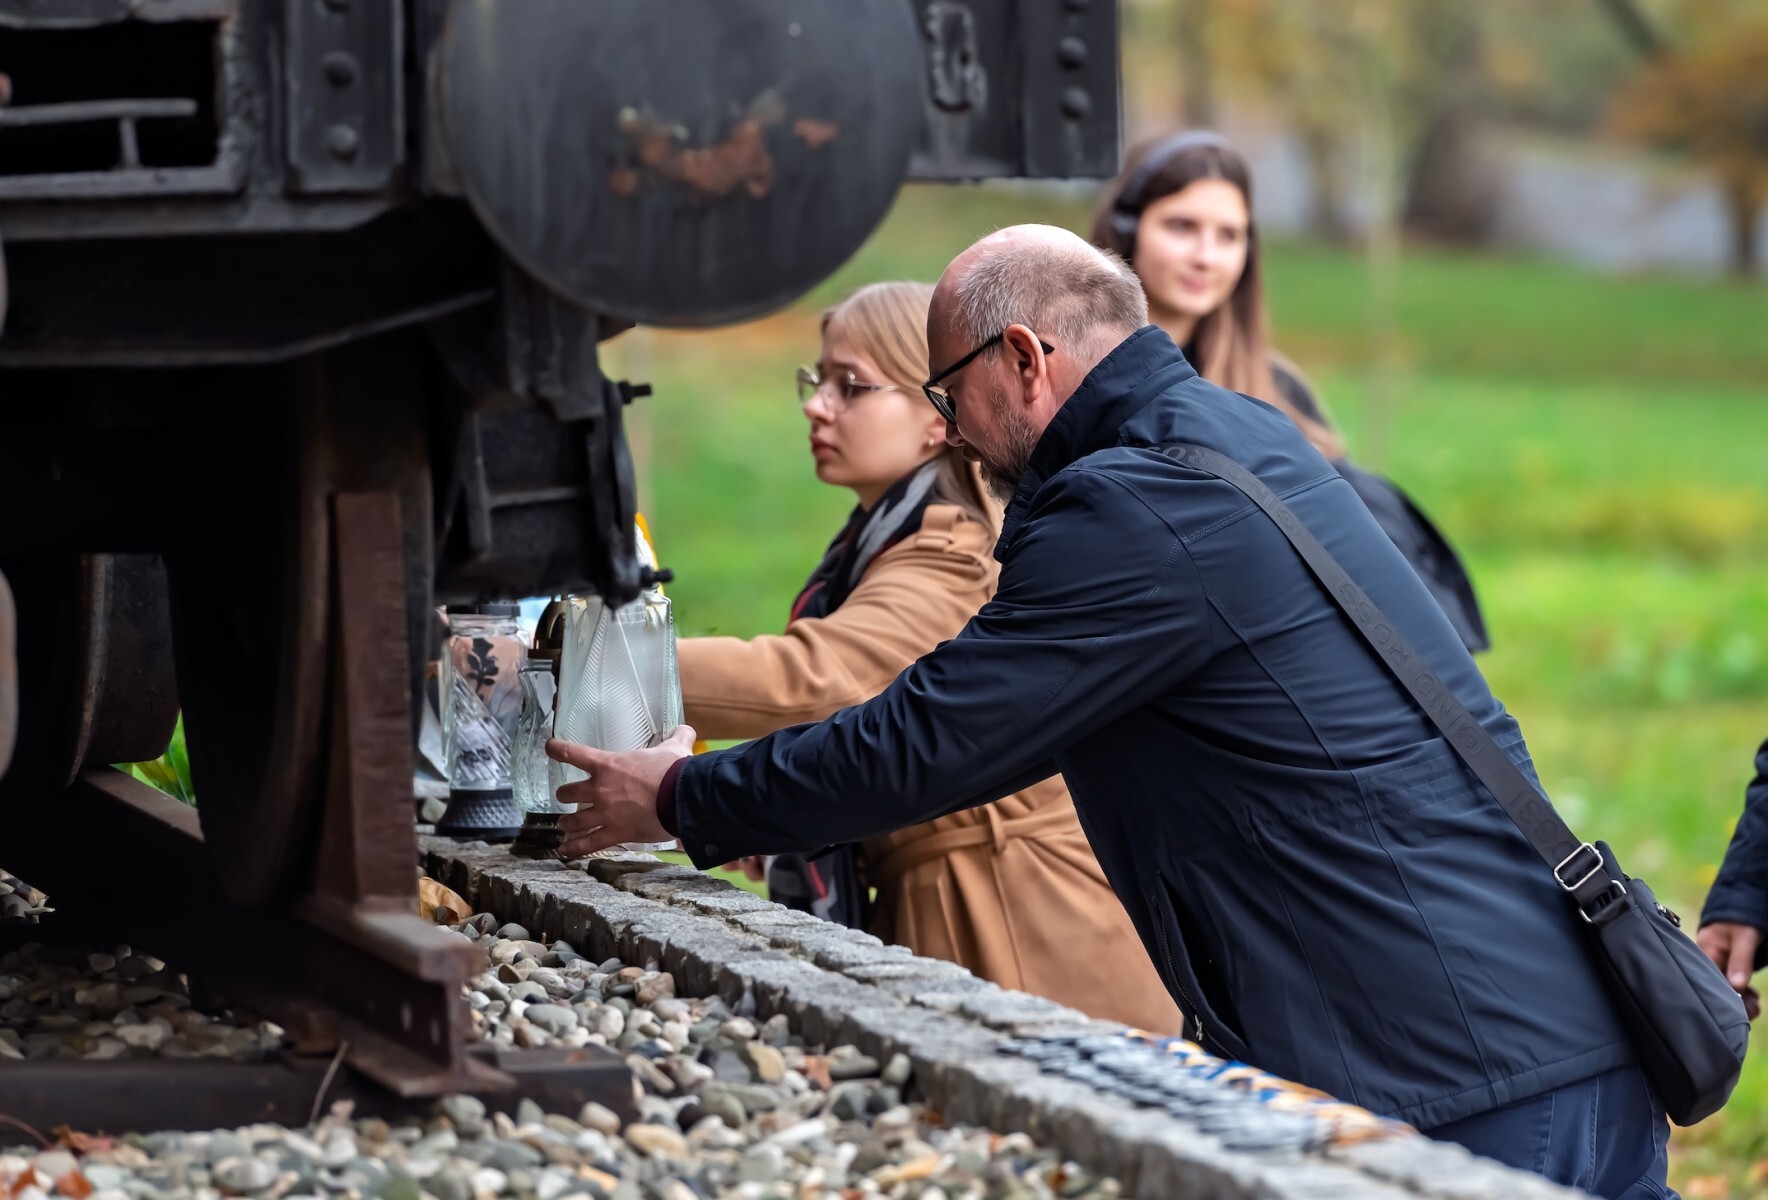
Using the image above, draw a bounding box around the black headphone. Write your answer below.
[1108,129,1235,253]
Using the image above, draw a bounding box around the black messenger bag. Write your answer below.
[1162,443,1751,1126]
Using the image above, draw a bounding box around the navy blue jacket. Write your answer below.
[670,327,1632,1128]
[1702,737,1768,969]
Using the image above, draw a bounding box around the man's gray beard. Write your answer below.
[975,387,1042,507]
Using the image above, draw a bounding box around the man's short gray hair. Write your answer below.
[949,236,1148,360]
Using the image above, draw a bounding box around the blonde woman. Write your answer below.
[676,282,1180,1032]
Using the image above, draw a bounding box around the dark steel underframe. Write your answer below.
[5,767,636,1135]
[4,495,519,1099]
[14,765,487,1095]
[7,764,638,1111]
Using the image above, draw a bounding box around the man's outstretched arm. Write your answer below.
[552,468,1211,865]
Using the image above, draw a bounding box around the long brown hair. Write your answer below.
[1091,134,1342,459]
[820,281,996,529]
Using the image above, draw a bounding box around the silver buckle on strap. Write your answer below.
[1554,842,1604,893]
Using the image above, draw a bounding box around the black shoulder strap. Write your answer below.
[1160,444,1611,905]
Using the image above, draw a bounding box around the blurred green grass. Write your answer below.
[611,182,1768,1191]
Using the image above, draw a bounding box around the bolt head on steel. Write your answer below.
[326,124,361,159]
[323,52,359,87]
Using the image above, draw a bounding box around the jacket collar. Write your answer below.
[996,326,1196,557]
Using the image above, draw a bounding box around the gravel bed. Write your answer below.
[0,911,1126,1200]
[0,943,282,1064]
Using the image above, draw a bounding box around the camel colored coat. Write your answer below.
[677,503,1181,1033]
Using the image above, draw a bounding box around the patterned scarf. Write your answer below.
[767,460,942,929]
[791,460,941,622]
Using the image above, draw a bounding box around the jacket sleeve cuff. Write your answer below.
[661,754,736,870]
[657,756,688,838]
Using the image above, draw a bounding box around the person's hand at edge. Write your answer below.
[1697,921,1763,1020]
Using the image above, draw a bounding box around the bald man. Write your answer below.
[550,226,1672,1196]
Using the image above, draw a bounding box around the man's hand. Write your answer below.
[1697,921,1763,1020]
[547,725,697,859]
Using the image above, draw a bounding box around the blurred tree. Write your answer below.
[1594,0,1668,60]
[1209,0,1363,242]
[1208,0,1498,245]
[1173,0,1216,126]
[1207,0,1420,457]
[1607,0,1768,276]
[1400,1,1499,242]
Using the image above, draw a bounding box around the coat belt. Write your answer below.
[867,801,1075,886]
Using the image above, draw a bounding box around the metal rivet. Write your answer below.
[1061,86,1091,119]
[1058,36,1089,67]
[322,51,358,86]
[326,123,360,159]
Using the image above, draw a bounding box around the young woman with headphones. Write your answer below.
[1092,131,1490,654]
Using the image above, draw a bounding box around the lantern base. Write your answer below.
[434,787,521,842]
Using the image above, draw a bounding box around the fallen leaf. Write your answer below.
[417,877,469,924]
[54,1171,93,1199]
[52,1130,113,1154]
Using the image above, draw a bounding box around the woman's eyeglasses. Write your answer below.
[795,365,900,408]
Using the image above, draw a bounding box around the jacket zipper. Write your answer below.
[1153,902,1228,1058]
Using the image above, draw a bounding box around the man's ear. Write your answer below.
[1001,323,1045,387]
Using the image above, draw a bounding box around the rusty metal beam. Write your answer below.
[0,1047,633,1144]
[317,492,422,908]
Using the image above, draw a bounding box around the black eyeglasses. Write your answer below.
[922,332,1055,423]
[796,364,899,408]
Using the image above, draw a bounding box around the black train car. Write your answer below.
[0,0,1118,1094]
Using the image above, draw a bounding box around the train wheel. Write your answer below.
[0,553,180,800]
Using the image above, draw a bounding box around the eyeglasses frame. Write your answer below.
[795,364,900,408]
[921,330,1056,423]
